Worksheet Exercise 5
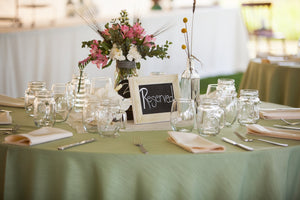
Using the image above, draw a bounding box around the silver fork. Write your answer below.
[133,136,148,154]
[234,131,288,147]
[280,118,300,126]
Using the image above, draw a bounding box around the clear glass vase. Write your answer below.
[114,60,137,120]
[71,69,90,113]
[180,57,201,105]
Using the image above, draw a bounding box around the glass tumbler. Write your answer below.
[33,90,56,127]
[197,98,224,136]
[237,89,260,125]
[90,77,112,95]
[82,99,101,133]
[51,83,71,123]
[170,98,196,132]
[97,101,122,137]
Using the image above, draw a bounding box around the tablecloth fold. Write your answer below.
[247,124,300,140]
[0,94,24,108]
[4,127,73,146]
[167,131,225,153]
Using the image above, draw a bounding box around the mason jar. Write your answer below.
[216,78,238,126]
[97,100,122,137]
[237,89,260,125]
[24,81,46,115]
[197,98,224,136]
[33,90,56,127]
[82,99,101,133]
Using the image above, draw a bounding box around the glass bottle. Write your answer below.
[237,89,260,125]
[180,57,201,105]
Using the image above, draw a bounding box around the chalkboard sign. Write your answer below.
[139,83,174,114]
[128,75,180,124]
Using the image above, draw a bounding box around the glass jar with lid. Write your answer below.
[237,89,260,125]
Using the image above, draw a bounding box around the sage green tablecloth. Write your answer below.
[239,60,300,107]
[0,103,300,200]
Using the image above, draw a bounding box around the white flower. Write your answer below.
[109,44,126,61]
[127,45,142,62]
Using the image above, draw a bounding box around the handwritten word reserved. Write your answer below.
[139,86,174,110]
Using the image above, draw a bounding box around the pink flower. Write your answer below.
[79,56,90,66]
[132,22,145,38]
[92,53,108,69]
[101,29,110,36]
[121,25,134,39]
[143,35,156,47]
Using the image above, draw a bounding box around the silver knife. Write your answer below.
[273,124,300,131]
[58,138,96,150]
[222,137,254,151]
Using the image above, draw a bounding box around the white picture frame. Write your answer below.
[128,74,180,124]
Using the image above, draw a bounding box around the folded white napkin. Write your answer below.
[0,94,24,108]
[167,131,225,153]
[4,127,73,146]
[0,111,12,124]
[247,124,300,140]
[259,109,300,120]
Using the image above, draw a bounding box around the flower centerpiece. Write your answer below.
[78,10,172,97]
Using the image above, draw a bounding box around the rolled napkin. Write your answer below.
[4,127,73,146]
[167,131,225,153]
[247,124,300,140]
[0,111,12,124]
[259,109,300,120]
[0,94,24,108]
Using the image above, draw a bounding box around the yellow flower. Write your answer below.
[183,18,188,23]
[181,44,187,49]
[181,28,187,33]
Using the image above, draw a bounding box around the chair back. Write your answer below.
[241,2,273,37]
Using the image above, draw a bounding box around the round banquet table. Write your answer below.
[239,59,300,108]
[0,102,300,200]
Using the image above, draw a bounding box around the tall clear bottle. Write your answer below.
[180,57,201,105]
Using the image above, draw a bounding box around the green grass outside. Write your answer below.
[199,72,244,94]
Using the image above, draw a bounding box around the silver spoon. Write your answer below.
[234,131,288,147]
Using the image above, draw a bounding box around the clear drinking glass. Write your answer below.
[33,90,56,127]
[197,98,224,136]
[97,100,122,137]
[206,84,218,99]
[90,77,112,95]
[237,89,260,125]
[216,78,238,126]
[51,83,71,123]
[82,99,101,133]
[170,98,196,132]
[24,81,46,116]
